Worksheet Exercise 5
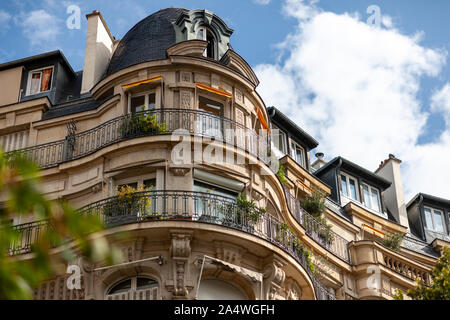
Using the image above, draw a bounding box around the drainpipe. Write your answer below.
[334,158,343,204]
[417,194,426,241]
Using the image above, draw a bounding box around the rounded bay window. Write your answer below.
[106,276,159,300]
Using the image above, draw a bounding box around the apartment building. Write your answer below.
[1,7,448,300]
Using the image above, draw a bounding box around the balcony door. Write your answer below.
[197,96,224,139]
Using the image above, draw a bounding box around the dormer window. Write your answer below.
[424,207,445,233]
[340,172,359,201]
[27,66,53,95]
[290,140,305,167]
[197,27,216,59]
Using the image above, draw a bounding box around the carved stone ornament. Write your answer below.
[169,231,193,297]
[169,166,191,177]
[263,259,286,300]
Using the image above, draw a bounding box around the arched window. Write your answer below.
[107,276,159,300]
[196,27,216,59]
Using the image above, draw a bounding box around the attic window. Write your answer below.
[27,66,53,95]
[197,27,216,59]
[424,207,445,233]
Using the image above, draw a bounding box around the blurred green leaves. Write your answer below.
[0,149,122,299]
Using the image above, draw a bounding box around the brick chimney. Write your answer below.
[80,11,115,94]
[375,154,409,229]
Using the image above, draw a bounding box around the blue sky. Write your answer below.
[0,0,449,199]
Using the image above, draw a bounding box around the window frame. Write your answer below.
[26,66,54,96]
[112,173,157,196]
[290,139,305,167]
[340,171,359,202]
[128,90,157,114]
[107,276,159,296]
[271,123,287,154]
[361,182,382,212]
[423,206,446,233]
[196,26,217,59]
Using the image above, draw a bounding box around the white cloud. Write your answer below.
[431,83,450,125]
[381,15,394,29]
[253,0,271,5]
[15,10,62,50]
[254,0,449,200]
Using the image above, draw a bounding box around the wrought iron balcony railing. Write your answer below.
[9,190,335,300]
[6,109,270,169]
[284,187,350,262]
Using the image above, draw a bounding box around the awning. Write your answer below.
[195,255,264,299]
[194,169,245,193]
[196,83,232,98]
[362,223,385,237]
[122,76,162,89]
[206,256,263,282]
[255,106,270,132]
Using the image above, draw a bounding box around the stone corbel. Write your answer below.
[263,257,286,300]
[169,165,191,177]
[168,230,194,298]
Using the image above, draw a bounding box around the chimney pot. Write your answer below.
[315,152,324,160]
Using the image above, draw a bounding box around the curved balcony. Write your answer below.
[284,187,350,262]
[6,109,270,169]
[9,190,335,300]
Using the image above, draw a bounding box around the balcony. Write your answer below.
[349,240,432,298]
[284,187,350,262]
[8,190,335,300]
[5,109,270,169]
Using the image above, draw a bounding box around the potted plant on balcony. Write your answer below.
[236,193,260,233]
[381,232,404,251]
[300,188,335,246]
[103,184,153,225]
[119,109,167,139]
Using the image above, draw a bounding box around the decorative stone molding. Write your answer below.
[166,40,208,57]
[284,277,302,300]
[169,166,191,177]
[214,241,243,265]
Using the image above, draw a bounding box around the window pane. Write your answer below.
[198,96,223,116]
[279,131,286,153]
[30,72,41,95]
[136,277,158,290]
[118,182,138,190]
[148,93,156,110]
[370,188,380,212]
[108,279,131,294]
[40,68,52,92]
[424,208,433,230]
[131,96,145,113]
[341,176,348,197]
[206,30,215,59]
[295,147,303,166]
[143,179,156,189]
[349,179,357,200]
[362,184,370,207]
[433,210,444,232]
